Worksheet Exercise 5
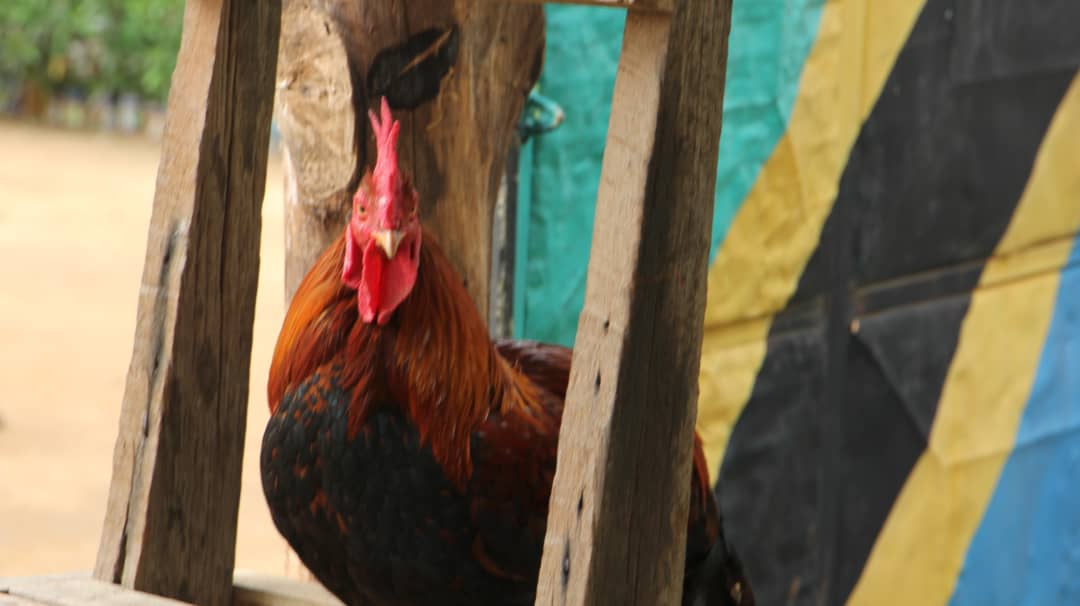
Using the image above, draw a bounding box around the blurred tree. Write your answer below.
[0,0,181,113]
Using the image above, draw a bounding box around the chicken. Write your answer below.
[261,98,753,606]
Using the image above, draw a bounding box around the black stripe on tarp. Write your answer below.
[713,1,1080,604]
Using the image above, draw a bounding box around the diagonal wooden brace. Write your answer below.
[93,2,281,605]
[534,0,733,604]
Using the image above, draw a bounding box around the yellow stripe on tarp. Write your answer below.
[847,71,1080,606]
[697,0,927,479]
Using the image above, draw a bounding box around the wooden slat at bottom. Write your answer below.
[231,572,341,606]
[0,574,186,606]
[0,591,48,606]
[1,574,341,606]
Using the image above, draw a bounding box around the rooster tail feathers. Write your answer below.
[682,534,754,606]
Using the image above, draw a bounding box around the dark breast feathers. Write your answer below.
[263,367,529,606]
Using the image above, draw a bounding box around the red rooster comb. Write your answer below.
[368,97,401,197]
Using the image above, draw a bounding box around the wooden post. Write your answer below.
[534,0,732,604]
[274,0,545,319]
[93,1,281,605]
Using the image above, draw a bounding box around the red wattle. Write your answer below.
[343,227,420,325]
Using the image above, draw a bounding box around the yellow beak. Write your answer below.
[372,229,405,258]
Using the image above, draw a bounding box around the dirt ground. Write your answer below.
[0,120,294,576]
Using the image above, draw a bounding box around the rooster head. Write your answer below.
[343,97,422,325]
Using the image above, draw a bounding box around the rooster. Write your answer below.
[261,99,753,606]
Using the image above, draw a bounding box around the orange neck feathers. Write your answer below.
[268,229,536,487]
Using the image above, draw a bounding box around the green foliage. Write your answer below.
[0,0,183,103]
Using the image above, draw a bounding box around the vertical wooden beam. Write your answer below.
[94,1,281,605]
[534,0,732,604]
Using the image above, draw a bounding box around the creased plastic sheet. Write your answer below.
[702,1,1080,604]
[698,0,926,483]
[520,0,825,346]
[850,72,1080,606]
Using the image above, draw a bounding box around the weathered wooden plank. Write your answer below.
[0,595,44,606]
[93,1,281,605]
[534,0,733,604]
[274,0,544,321]
[496,0,672,14]
[0,594,45,606]
[231,573,341,606]
[0,587,47,606]
[1,575,187,606]
[0,574,346,606]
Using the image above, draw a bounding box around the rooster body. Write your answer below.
[262,100,751,606]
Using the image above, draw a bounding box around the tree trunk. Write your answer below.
[275,0,544,323]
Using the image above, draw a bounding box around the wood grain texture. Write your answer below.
[274,0,545,320]
[275,1,355,302]
[0,595,44,606]
[93,1,281,605]
[534,1,733,605]
[1,575,187,606]
[231,573,341,606]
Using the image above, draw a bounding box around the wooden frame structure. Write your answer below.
[0,0,731,603]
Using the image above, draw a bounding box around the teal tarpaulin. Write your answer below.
[516,1,824,345]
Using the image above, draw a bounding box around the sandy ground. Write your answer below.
[0,120,294,576]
